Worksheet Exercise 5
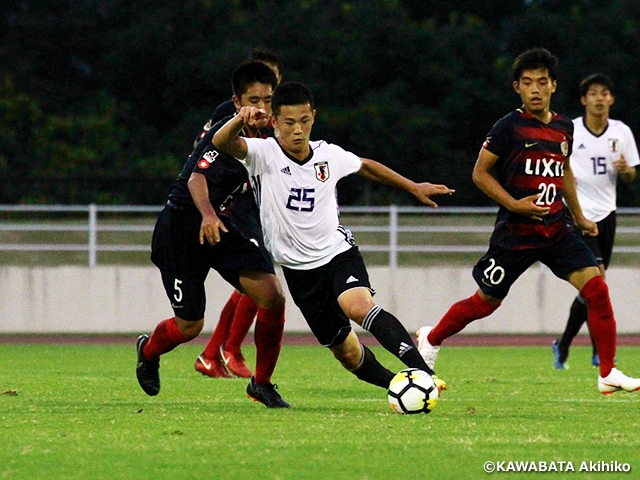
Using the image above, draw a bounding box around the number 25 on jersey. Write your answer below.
[286,188,315,212]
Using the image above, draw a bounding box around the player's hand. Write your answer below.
[511,194,550,221]
[412,183,455,208]
[574,217,598,237]
[199,213,228,245]
[613,154,637,182]
[613,154,629,173]
[238,106,270,129]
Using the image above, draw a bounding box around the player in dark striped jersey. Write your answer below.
[481,108,574,250]
[193,49,283,379]
[136,62,291,408]
[417,48,640,395]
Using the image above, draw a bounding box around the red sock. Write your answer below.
[225,294,258,354]
[202,290,242,358]
[143,317,189,361]
[253,306,285,384]
[428,292,499,346]
[582,276,616,377]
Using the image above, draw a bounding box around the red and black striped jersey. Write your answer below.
[482,108,574,249]
[167,116,273,240]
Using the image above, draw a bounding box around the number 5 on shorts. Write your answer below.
[173,278,183,302]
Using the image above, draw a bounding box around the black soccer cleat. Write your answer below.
[246,376,291,408]
[136,334,160,396]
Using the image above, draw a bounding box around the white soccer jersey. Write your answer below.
[243,137,362,269]
[571,117,640,222]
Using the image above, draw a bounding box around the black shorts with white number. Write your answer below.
[151,203,275,320]
[472,231,597,299]
[282,246,374,348]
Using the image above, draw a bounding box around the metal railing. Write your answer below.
[2,204,640,267]
[0,204,160,267]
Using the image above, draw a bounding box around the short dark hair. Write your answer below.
[512,48,558,82]
[579,73,615,97]
[231,61,278,98]
[250,49,282,71]
[272,82,314,116]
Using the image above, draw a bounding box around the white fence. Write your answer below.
[2,204,640,334]
[0,204,158,267]
[3,204,640,267]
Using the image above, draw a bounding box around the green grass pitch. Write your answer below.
[1,341,639,479]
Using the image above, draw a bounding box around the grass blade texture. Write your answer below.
[1,341,639,479]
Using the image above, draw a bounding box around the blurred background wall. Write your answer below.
[2,265,638,334]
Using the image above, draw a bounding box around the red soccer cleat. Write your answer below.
[194,354,232,379]
[220,346,253,378]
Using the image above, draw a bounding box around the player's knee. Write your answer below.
[581,276,614,323]
[333,349,361,370]
[255,289,285,310]
[337,288,375,323]
[176,317,204,340]
[248,278,286,310]
[330,340,362,370]
[581,275,609,301]
[340,300,376,324]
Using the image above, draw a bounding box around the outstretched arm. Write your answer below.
[357,158,454,208]
[472,147,550,221]
[212,106,269,159]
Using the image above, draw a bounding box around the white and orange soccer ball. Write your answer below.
[387,368,439,414]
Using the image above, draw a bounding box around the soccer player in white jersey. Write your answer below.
[213,81,454,391]
[553,73,639,369]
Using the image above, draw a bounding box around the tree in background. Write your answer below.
[1,0,639,205]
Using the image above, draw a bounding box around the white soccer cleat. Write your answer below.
[416,326,440,370]
[598,368,640,395]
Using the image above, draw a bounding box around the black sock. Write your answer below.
[362,306,435,375]
[558,295,587,362]
[350,344,395,388]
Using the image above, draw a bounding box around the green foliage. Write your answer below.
[0,77,42,175]
[2,0,640,205]
[0,81,179,203]
[1,342,639,479]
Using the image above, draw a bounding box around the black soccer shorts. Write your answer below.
[581,211,616,269]
[151,204,274,320]
[282,246,375,348]
[471,231,598,299]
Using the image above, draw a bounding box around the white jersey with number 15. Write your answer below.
[570,117,640,222]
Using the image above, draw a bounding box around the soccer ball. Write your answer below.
[387,368,439,414]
